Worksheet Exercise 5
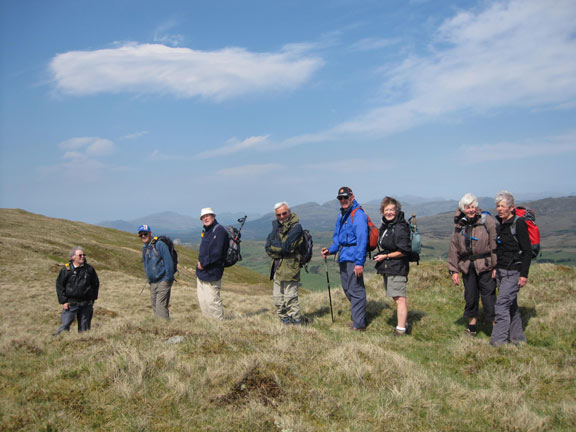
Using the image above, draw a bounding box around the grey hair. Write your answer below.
[69,246,84,258]
[274,201,289,211]
[495,190,515,207]
[458,193,479,212]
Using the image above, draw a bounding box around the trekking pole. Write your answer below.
[235,215,248,241]
[140,280,148,295]
[324,257,335,323]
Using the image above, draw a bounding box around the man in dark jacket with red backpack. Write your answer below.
[54,246,99,335]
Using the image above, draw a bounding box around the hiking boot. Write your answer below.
[290,317,308,326]
[351,326,366,332]
[465,328,477,337]
[393,329,407,336]
[280,317,291,325]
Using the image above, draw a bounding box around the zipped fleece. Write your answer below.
[496,213,532,277]
[196,220,228,282]
[142,239,174,283]
[265,212,303,282]
[448,209,498,275]
[375,211,411,277]
[56,261,99,304]
[327,200,369,266]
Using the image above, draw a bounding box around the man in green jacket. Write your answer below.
[265,202,306,325]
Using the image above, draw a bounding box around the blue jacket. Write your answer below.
[327,200,369,266]
[142,239,174,283]
[196,220,228,282]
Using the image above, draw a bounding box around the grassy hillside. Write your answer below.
[1,209,575,431]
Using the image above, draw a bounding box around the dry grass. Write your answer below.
[1,209,575,431]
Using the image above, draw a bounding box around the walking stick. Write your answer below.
[324,257,335,323]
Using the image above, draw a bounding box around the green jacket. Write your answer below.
[265,212,303,282]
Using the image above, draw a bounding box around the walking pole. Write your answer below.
[324,257,335,323]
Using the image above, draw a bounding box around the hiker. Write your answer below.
[447,193,497,337]
[373,197,412,336]
[265,202,306,325]
[196,208,228,320]
[138,224,174,320]
[321,187,368,331]
[54,246,99,335]
[490,191,532,347]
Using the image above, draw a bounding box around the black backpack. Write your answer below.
[298,229,314,271]
[151,236,178,274]
[222,225,242,267]
[220,216,247,268]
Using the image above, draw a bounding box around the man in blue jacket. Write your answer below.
[196,208,228,320]
[138,224,174,320]
[321,187,369,330]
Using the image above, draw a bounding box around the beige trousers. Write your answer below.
[196,278,224,320]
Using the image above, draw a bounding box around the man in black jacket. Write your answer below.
[54,246,100,335]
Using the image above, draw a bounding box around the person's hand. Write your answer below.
[374,254,386,262]
[197,261,204,271]
[492,269,497,279]
[354,265,364,277]
[321,248,329,259]
[62,302,70,310]
[518,276,528,288]
[451,273,460,286]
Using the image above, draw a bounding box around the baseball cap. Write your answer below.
[337,187,353,198]
[137,224,151,233]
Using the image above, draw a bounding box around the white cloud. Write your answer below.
[196,135,271,159]
[283,0,576,147]
[58,137,115,158]
[119,131,149,140]
[50,43,324,101]
[460,131,576,163]
[216,163,282,177]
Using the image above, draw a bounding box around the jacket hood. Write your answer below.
[274,212,300,232]
[453,208,482,226]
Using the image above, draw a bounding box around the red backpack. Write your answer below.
[512,206,541,258]
[350,206,379,252]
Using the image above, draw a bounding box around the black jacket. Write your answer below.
[496,213,532,277]
[375,211,411,277]
[56,261,99,304]
[196,220,228,282]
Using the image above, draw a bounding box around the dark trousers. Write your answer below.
[462,263,496,321]
[339,261,367,329]
[55,302,94,334]
[490,269,527,346]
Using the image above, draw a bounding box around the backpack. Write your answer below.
[151,236,178,274]
[511,206,541,258]
[297,229,314,271]
[407,214,422,263]
[219,216,248,267]
[350,206,379,252]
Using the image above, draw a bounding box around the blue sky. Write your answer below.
[1,0,575,223]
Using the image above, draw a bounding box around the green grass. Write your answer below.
[1,209,575,431]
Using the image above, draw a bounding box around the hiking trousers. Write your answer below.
[339,261,367,329]
[149,280,172,320]
[273,277,302,321]
[490,269,526,346]
[55,301,94,334]
[462,263,496,321]
[197,278,224,320]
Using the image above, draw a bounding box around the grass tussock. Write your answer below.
[1,209,575,431]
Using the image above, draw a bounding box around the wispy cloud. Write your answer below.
[196,135,271,159]
[50,43,324,101]
[58,137,115,160]
[280,0,576,148]
[119,131,149,140]
[153,20,185,47]
[460,131,576,164]
[304,158,390,172]
[216,163,282,177]
[349,37,398,52]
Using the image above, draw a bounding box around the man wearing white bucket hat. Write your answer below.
[196,208,228,319]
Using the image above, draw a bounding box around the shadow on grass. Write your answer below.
[453,306,537,336]
[386,309,426,334]
[366,300,391,325]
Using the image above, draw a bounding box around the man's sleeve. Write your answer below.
[328,215,341,255]
[353,210,369,266]
[515,218,532,277]
[157,241,174,281]
[56,267,67,304]
[92,268,100,300]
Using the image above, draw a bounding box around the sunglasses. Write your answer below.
[78,254,86,257]
[276,211,289,218]
[337,196,350,201]
[139,232,149,237]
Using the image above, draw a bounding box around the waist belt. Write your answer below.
[459,252,490,261]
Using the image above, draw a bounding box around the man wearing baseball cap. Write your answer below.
[196,208,228,320]
[138,224,174,319]
[321,187,369,330]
